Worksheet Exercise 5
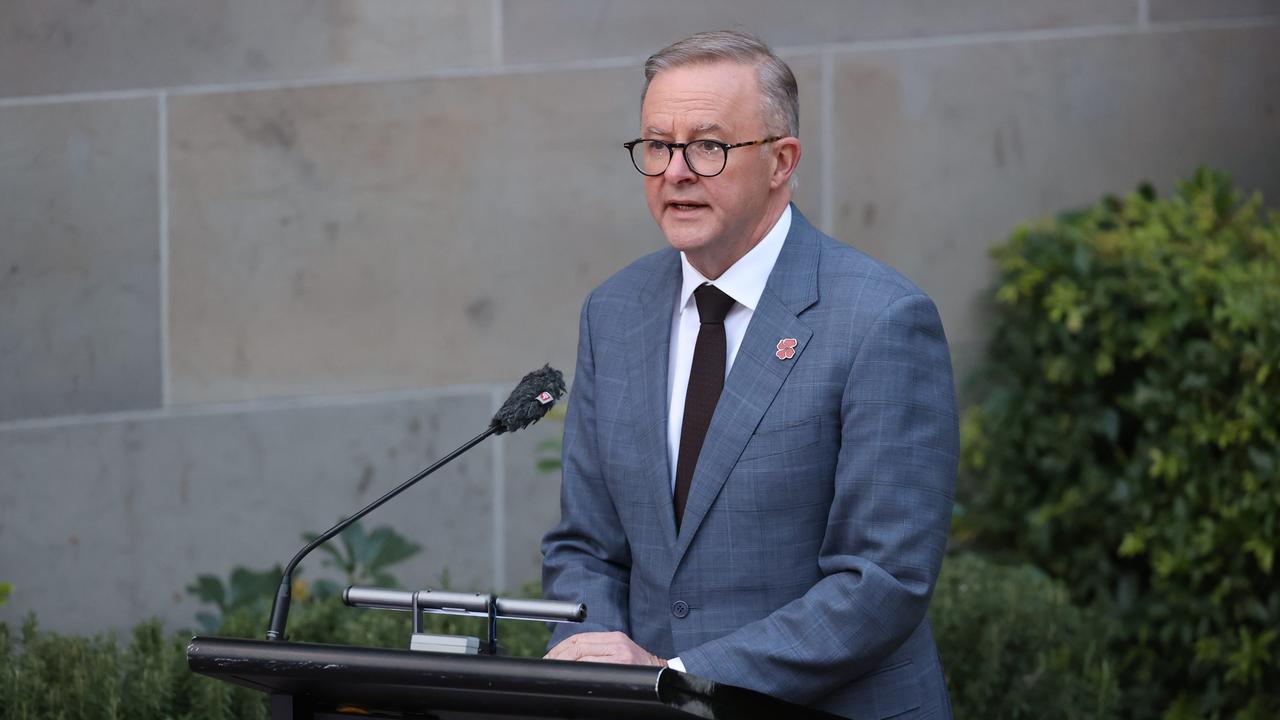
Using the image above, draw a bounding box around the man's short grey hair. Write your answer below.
[642,30,799,138]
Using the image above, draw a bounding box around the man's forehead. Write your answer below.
[646,62,756,99]
[640,63,760,133]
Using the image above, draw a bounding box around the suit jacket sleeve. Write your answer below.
[540,291,633,644]
[677,292,959,703]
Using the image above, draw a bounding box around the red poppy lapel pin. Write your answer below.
[776,338,798,360]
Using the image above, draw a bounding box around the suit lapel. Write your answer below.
[671,208,822,566]
[625,250,682,548]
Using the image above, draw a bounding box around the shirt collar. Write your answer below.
[677,204,792,313]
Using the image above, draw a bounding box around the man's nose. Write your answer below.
[663,147,698,183]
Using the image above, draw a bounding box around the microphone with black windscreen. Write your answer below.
[265,365,566,641]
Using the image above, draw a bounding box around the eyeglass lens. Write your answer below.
[632,140,727,177]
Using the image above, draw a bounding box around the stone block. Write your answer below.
[829,25,1280,382]
[1150,0,1280,22]
[0,0,493,98]
[789,57,825,229]
[0,388,496,635]
[502,0,1137,65]
[168,65,665,404]
[500,412,564,592]
[0,98,161,422]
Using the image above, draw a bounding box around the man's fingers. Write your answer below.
[575,655,623,664]
[542,632,660,666]
[543,636,583,661]
[549,643,623,662]
[545,647,583,661]
[544,634,609,661]
[564,640,624,654]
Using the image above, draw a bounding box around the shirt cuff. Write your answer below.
[666,657,686,672]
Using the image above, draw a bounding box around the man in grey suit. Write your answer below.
[541,30,958,719]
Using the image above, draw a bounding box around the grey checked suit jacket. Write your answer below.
[541,207,958,719]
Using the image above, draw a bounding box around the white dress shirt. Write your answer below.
[666,205,792,490]
[663,206,791,674]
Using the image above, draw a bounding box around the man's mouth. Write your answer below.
[667,201,708,212]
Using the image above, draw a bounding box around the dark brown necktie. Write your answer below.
[674,283,736,530]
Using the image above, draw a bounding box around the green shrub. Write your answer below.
[0,519,551,720]
[0,586,551,720]
[0,616,265,720]
[930,553,1121,718]
[960,169,1280,718]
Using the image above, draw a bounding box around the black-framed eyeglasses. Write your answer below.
[623,136,782,178]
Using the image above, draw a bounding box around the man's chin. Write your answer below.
[663,233,712,255]
[660,221,716,254]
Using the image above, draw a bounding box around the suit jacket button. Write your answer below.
[671,600,689,618]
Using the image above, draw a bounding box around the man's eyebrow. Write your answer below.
[642,122,726,138]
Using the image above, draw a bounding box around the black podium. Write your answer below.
[188,636,842,719]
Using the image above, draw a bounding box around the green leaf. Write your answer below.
[1242,538,1274,575]
[363,526,422,575]
[185,574,227,611]
[228,566,284,609]
[1118,531,1146,558]
[308,529,356,574]
[344,521,381,575]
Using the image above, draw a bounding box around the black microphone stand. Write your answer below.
[265,427,495,640]
[265,364,565,641]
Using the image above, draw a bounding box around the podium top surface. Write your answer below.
[188,635,843,720]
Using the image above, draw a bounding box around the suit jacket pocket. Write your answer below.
[737,416,822,463]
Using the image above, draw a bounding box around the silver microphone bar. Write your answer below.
[343,586,587,624]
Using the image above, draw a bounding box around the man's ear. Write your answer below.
[769,137,802,190]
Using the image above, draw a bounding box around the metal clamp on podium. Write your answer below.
[343,586,587,656]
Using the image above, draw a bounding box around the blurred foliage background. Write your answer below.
[2,168,1277,718]
[958,168,1279,718]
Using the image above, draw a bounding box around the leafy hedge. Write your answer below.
[960,169,1280,718]
[930,554,1120,719]
[0,522,551,719]
[0,600,550,720]
[0,617,261,720]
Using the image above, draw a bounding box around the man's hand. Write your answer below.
[543,631,667,667]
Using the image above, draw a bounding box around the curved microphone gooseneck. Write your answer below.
[265,365,566,641]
